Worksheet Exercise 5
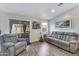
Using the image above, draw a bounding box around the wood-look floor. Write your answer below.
[18,41,79,56]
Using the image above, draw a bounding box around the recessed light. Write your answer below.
[42,23,47,25]
[64,15,70,19]
[51,9,55,13]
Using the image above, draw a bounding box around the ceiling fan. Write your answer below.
[57,3,64,6]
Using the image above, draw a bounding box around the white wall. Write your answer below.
[0,11,48,42]
[49,6,79,34]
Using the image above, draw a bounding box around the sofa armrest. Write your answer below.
[70,40,78,44]
[69,40,78,53]
[45,34,52,37]
[2,42,15,56]
[47,35,52,37]
[2,42,15,48]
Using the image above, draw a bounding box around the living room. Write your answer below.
[0,3,79,56]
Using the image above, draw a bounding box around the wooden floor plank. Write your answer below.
[18,41,79,56]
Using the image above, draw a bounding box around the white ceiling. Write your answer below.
[0,3,79,20]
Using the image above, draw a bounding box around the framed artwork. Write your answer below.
[55,19,71,29]
[32,21,40,29]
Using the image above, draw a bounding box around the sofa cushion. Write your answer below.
[58,40,70,50]
[15,41,26,49]
[64,32,77,36]
[67,32,77,36]
[0,35,3,51]
[58,39,69,48]
[2,42,14,48]
[4,37,17,43]
[52,38,59,45]
[52,32,64,39]
[65,35,70,42]
[57,35,63,39]
[62,35,65,41]
[51,32,57,38]
[51,34,55,38]
[47,37,53,40]
[59,40,69,45]
[0,35,3,44]
[10,37,17,43]
[3,34,17,43]
[70,36,77,41]
[46,34,52,37]
[63,35,77,42]
[57,32,64,35]
[3,36,11,42]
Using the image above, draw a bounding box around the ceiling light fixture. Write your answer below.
[51,9,55,13]
[42,22,47,26]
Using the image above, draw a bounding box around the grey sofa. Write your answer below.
[46,31,79,53]
[0,34,27,56]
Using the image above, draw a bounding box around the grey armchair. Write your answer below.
[3,34,27,56]
[0,34,27,56]
[0,35,15,56]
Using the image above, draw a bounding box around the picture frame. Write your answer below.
[32,21,40,29]
[55,19,72,29]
